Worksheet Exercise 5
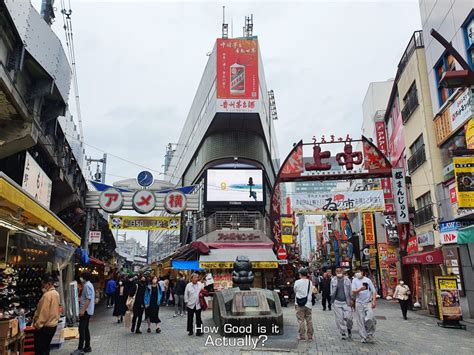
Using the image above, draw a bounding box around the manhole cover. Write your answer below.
[375,316,387,320]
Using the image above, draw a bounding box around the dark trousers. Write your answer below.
[132,307,144,332]
[322,293,331,310]
[399,299,409,319]
[187,306,202,334]
[106,294,114,307]
[34,326,57,355]
[78,313,91,350]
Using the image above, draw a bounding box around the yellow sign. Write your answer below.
[453,157,474,208]
[109,215,180,230]
[281,216,293,244]
[435,276,462,321]
[466,119,474,150]
[252,261,278,269]
[199,262,234,269]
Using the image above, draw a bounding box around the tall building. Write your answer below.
[419,0,474,318]
[150,21,280,287]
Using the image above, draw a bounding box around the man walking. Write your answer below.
[174,273,186,317]
[34,276,60,355]
[320,272,331,311]
[352,268,377,343]
[105,275,116,308]
[330,267,353,340]
[184,273,204,336]
[72,272,95,354]
[293,268,313,341]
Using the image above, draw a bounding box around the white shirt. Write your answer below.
[205,273,214,286]
[158,280,166,292]
[351,276,375,304]
[184,282,203,310]
[293,278,312,309]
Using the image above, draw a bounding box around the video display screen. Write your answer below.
[206,169,264,204]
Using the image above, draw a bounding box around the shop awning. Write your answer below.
[402,249,444,265]
[172,260,201,270]
[458,225,474,244]
[0,173,81,246]
[90,257,104,266]
[199,248,278,269]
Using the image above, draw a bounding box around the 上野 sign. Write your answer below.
[252,262,278,269]
[362,213,375,245]
[199,262,234,269]
[109,215,180,230]
[435,276,462,321]
[454,157,474,208]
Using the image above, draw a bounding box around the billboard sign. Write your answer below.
[109,215,180,231]
[363,213,375,245]
[392,168,409,223]
[435,276,462,321]
[280,216,293,244]
[454,157,474,208]
[375,121,393,200]
[216,38,259,113]
[88,231,101,244]
[292,190,385,214]
[439,220,474,245]
[449,89,471,132]
[22,152,52,208]
[206,169,264,205]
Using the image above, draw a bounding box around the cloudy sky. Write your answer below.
[34,0,422,245]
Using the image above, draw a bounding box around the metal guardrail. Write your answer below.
[408,145,426,173]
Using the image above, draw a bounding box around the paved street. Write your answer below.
[53,300,474,355]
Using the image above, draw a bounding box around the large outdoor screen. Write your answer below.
[206,169,264,204]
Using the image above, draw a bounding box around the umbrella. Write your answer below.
[458,225,474,244]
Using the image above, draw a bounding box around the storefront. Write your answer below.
[0,173,81,351]
[402,249,444,314]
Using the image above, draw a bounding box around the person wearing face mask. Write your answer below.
[72,272,95,354]
[144,276,163,333]
[34,276,60,355]
[351,268,377,343]
[330,268,353,340]
[393,280,411,320]
[130,276,147,334]
[113,278,128,323]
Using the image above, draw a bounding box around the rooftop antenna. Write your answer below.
[245,14,254,38]
[222,6,228,39]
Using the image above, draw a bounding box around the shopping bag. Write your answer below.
[124,311,132,328]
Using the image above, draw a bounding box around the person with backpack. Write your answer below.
[293,268,313,341]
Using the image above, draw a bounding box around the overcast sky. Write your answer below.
[34,0,422,245]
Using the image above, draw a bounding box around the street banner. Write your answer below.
[435,276,462,321]
[362,213,375,245]
[378,243,399,298]
[216,38,259,113]
[454,157,474,208]
[392,168,409,223]
[292,190,385,214]
[109,215,180,230]
[280,216,293,244]
[466,118,474,150]
[322,216,330,242]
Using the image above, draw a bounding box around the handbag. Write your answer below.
[126,285,138,310]
[296,280,311,307]
[124,310,132,327]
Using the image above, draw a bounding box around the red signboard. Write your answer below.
[407,235,418,254]
[402,249,444,265]
[277,248,287,260]
[216,39,259,100]
[363,213,375,245]
[449,184,457,204]
[375,121,393,200]
[388,98,406,166]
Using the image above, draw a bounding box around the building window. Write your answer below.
[435,53,456,106]
[414,192,433,226]
[407,135,426,173]
[464,11,474,69]
[401,81,419,123]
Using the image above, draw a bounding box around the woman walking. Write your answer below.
[113,277,127,323]
[393,280,411,320]
[145,276,163,333]
[131,276,147,334]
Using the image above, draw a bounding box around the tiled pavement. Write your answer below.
[52,300,474,355]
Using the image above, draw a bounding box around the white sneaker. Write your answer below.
[341,333,347,340]
[361,338,367,343]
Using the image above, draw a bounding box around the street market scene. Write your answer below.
[0,0,474,354]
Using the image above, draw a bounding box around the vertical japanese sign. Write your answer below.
[321,216,329,242]
[216,38,259,113]
[454,157,474,208]
[392,168,409,223]
[362,213,375,245]
[375,121,393,200]
[280,216,293,244]
[22,152,52,208]
[435,276,462,321]
[378,243,399,298]
[465,118,474,150]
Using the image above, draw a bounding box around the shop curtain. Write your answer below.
[458,225,474,244]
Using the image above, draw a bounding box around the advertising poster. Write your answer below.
[22,151,53,208]
[453,157,474,208]
[213,274,233,292]
[292,190,385,214]
[280,216,293,244]
[206,169,263,204]
[435,276,462,321]
[362,213,375,245]
[109,215,180,230]
[378,243,399,298]
[466,119,474,150]
[216,38,259,113]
